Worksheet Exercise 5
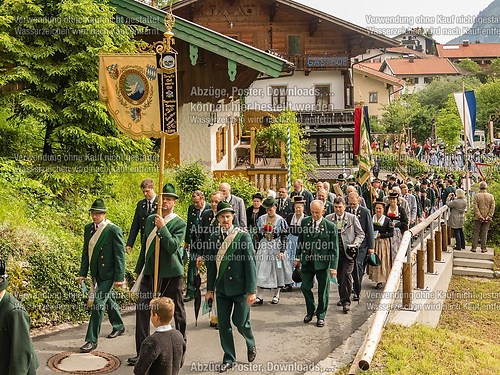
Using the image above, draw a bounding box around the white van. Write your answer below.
[473,130,485,149]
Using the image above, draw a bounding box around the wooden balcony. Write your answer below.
[296,109,355,133]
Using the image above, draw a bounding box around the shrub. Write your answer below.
[214,174,258,206]
[174,160,211,198]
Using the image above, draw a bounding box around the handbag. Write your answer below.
[366,252,381,267]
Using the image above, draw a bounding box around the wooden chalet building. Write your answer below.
[172,0,397,167]
[109,0,293,187]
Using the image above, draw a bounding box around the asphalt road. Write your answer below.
[34,278,379,374]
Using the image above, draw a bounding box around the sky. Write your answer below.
[297,0,494,44]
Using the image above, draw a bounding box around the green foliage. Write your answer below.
[456,59,482,75]
[374,152,428,177]
[0,108,42,157]
[435,96,463,152]
[255,110,316,181]
[475,79,500,130]
[413,76,466,110]
[0,0,144,157]
[174,160,211,198]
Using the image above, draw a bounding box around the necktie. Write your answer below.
[279,199,283,211]
[147,200,152,215]
[90,224,98,237]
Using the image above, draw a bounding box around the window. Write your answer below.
[288,36,301,56]
[405,77,419,85]
[216,126,227,163]
[369,91,378,103]
[315,85,330,110]
[424,77,433,84]
[271,86,287,109]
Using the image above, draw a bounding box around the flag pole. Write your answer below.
[153,6,176,295]
[462,81,470,205]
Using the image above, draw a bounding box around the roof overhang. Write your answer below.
[109,0,293,78]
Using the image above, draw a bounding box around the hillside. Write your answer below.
[447,0,500,44]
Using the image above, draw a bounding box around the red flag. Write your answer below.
[354,107,362,156]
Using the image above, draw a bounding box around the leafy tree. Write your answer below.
[413,76,480,110]
[456,59,482,75]
[435,96,463,152]
[0,0,150,158]
[475,78,500,130]
[484,58,500,80]
[255,110,315,181]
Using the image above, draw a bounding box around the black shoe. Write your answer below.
[80,342,97,353]
[219,362,235,373]
[127,356,138,366]
[303,313,314,323]
[353,295,360,302]
[376,283,383,289]
[183,295,194,303]
[107,327,125,339]
[336,300,342,306]
[453,247,461,251]
[247,346,257,362]
[252,297,263,306]
[281,285,292,292]
[316,319,325,327]
[343,304,351,314]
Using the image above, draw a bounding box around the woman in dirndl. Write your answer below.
[368,198,394,289]
[253,196,291,305]
[385,191,409,262]
[284,196,307,289]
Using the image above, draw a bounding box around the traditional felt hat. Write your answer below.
[262,196,276,209]
[0,259,8,291]
[372,178,381,184]
[89,198,106,213]
[215,201,235,217]
[292,196,306,205]
[388,191,399,199]
[337,173,345,181]
[252,192,264,201]
[373,198,386,208]
[162,183,179,199]
[292,266,302,283]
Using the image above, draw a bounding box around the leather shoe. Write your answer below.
[183,295,194,303]
[107,327,125,339]
[343,304,351,313]
[80,342,97,353]
[281,285,292,292]
[127,356,138,366]
[247,346,257,362]
[336,300,342,306]
[316,319,325,327]
[303,313,314,323]
[252,297,263,306]
[353,295,360,302]
[219,362,235,373]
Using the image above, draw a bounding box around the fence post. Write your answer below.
[402,262,412,308]
[441,222,448,251]
[435,230,442,262]
[426,238,434,274]
[416,249,425,289]
[250,127,256,168]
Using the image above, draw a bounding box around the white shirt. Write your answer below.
[154,324,172,333]
[0,290,5,303]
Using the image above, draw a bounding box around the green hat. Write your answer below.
[89,198,106,213]
[0,259,8,291]
[162,183,179,199]
[262,196,276,209]
[215,201,235,217]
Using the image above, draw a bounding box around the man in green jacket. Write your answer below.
[0,259,39,374]
[205,201,257,373]
[78,198,126,353]
[128,183,187,366]
[294,200,339,327]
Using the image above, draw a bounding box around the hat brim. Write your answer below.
[89,208,107,213]
[262,202,276,209]
[216,207,235,217]
[162,193,179,199]
[293,200,306,205]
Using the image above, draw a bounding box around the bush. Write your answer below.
[174,160,211,198]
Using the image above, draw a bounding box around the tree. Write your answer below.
[456,59,482,75]
[435,96,463,152]
[0,0,150,158]
[475,78,500,130]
